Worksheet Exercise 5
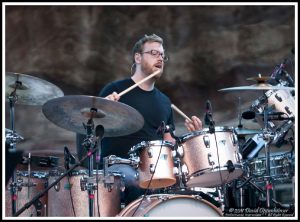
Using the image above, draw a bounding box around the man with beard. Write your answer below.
[77,34,202,207]
[100,34,202,205]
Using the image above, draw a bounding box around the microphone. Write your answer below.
[156,121,166,135]
[204,100,212,126]
[64,146,76,171]
[204,100,215,133]
[242,110,256,120]
[108,155,138,166]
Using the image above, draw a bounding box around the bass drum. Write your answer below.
[117,194,223,217]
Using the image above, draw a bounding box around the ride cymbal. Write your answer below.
[42,95,145,137]
[5,72,64,105]
[219,83,294,92]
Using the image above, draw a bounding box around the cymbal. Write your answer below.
[5,72,64,105]
[219,83,294,92]
[234,127,262,136]
[42,95,145,137]
[246,76,272,82]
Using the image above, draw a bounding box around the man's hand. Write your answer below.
[184,116,202,132]
[105,92,120,101]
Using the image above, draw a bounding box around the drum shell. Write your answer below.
[178,127,243,187]
[5,170,48,217]
[131,140,176,189]
[47,169,122,217]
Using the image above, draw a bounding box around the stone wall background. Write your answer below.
[4,5,295,159]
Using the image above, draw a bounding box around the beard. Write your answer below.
[141,61,163,79]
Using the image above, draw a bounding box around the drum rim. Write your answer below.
[129,140,175,154]
[118,194,223,217]
[180,126,234,142]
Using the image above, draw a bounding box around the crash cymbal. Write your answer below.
[5,72,64,105]
[42,95,145,137]
[219,83,294,92]
[234,127,262,136]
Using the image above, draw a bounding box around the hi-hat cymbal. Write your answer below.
[219,83,294,92]
[234,127,262,136]
[42,95,145,137]
[5,72,64,105]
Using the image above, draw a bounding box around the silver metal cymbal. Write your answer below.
[42,95,145,137]
[234,127,262,136]
[219,83,294,92]
[5,72,64,105]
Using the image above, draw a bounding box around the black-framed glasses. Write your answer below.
[141,50,169,62]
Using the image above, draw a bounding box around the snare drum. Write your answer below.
[5,171,49,217]
[117,194,223,217]
[248,152,293,183]
[47,169,123,217]
[129,140,176,189]
[178,126,243,188]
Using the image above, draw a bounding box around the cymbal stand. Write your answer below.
[262,104,276,208]
[7,83,21,216]
[81,114,98,217]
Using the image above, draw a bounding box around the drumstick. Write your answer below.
[117,70,161,97]
[171,104,192,122]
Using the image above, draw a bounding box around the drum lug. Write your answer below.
[172,150,177,158]
[208,153,215,166]
[274,93,282,102]
[285,106,292,115]
[181,164,189,175]
[134,172,139,181]
[147,148,153,158]
[232,133,238,145]
[150,164,155,174]
[54,181,60,192]
[203,136,210,148]
[173,167,179,176]
[177,145,184,157]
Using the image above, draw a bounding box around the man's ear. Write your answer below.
[135,53,141,64]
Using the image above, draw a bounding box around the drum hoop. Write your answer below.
[48,169,123,177]
[180,126,234,142]
[16,170,49,178]
[120,194,223,216]
[130,140,174,154]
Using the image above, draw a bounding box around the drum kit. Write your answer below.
[4,67,295,217]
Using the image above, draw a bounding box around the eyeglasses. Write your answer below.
[141,50,169,62]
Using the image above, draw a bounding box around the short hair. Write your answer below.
[132,34,164,63]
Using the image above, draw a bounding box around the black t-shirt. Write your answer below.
[98,78,174,159]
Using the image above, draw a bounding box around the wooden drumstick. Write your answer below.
[118,70,161,97]
[171,104,192,122]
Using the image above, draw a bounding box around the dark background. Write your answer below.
[4,4,296,159]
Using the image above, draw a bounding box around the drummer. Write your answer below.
[77,33,202,205]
